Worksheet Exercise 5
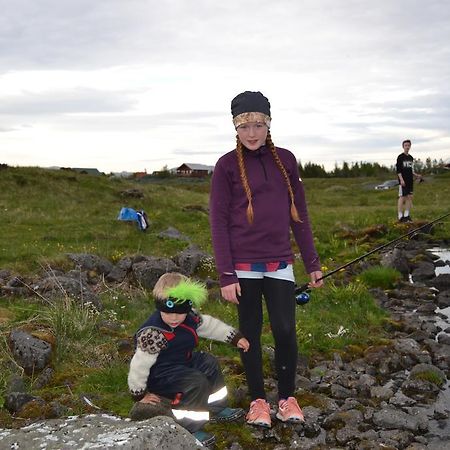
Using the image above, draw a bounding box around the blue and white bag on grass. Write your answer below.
[117,207,149,232]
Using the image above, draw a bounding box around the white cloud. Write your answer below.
[0,0,449,172]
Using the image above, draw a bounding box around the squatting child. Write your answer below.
[127,272,249,447]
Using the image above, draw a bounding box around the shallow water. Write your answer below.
[428,247,450,276]
[426,248,450,446]
[429,247,450,328]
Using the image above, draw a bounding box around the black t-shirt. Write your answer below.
[396,153,414,184]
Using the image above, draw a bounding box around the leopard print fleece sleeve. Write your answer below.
[127,327,167,400]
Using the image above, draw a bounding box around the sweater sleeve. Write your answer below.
[127,327,167,401]
[196,313,243,346]
[288,154,321,274]
[209,159,239,287]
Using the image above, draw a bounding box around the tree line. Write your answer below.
[299,158,448,178]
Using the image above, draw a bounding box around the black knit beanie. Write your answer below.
[231,91,271,117]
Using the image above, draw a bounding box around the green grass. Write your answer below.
[295,282,389,355]
[358,266,402,289]
[0,167,210,273]
[0,166,449,446]
[39,296,99,363]
[411,370,445,387]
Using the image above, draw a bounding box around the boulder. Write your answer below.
[411,262,436,282]
[428,273,450,291]
[35,275,102,310]
[4,392,37,414]
[66,253,114,275]
[436,290,450,308]
[381,248,410,275]
[132,257,179,289]
[9,329,52,375]
[409,363,446,387]
[106,256,133,282]
[173,245,211,276]
[0,415,202,449]
[372,407,428,433]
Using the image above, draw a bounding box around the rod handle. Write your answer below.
[294,282,311,294]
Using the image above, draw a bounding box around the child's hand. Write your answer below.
[221,283,241,304]
[237,337,250,352]
[309,270,323,289]
[140,392,161,404]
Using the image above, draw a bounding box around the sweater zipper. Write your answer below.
[257,153,268,181]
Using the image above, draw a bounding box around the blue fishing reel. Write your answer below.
[294,282,311,305]
[295,291,310,305]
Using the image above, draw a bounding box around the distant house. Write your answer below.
[176,163,214,178]
[64,167,103,176]
[133,170,148,179]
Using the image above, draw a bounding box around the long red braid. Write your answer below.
[236,132,301,224]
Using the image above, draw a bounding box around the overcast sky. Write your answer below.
[1,0,449,173]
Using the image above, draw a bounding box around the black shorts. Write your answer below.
[399,182,413,197]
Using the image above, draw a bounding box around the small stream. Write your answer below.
[424,247,450,448]
[431,248,450,333]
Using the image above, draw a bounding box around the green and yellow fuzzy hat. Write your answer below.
[156,279,207,313]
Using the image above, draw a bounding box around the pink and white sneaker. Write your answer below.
[276,397,305,423]
[246,398,271,428]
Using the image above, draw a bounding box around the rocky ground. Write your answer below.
[1,232,449,449]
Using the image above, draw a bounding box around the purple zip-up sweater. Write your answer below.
[209,145,321,287]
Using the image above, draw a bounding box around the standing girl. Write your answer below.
[209,91,323,428]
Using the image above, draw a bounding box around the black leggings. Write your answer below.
[237,277,297,401]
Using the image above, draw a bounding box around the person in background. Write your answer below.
[209,91,323,428]
[396,139,422,222]
[128,272,249,447]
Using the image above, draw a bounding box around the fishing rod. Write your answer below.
[295,211,450,305]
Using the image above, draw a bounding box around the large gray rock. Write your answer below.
[66,253,114,275]
[381,248,410,275]
[132,257,179,289]
[106,256,133,282]
[323,409,364,430]
[401,378,441,401]
[437,333,450,345]
[378,429,415,449]
[0,268,11,278]
[0,414,203,449]
[35,275,102,310]
[409,363,446,387]
[370,385,394,401]
[411,262,436,282]
[372,407,429,432]
[1,275,32,297]
[9,329,52,375]
[428,273,450,290]
[174,245,211,276]
[4,392,38,414]
[436,290,450,308]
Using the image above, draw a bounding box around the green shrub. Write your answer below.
[358,266,402,289]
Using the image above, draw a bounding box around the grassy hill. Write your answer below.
[1,166,448,273]
[0,165,449,447]
[0,167,213,273]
